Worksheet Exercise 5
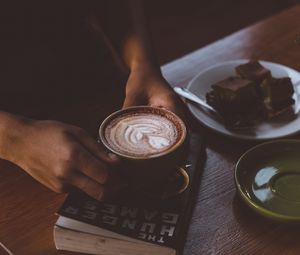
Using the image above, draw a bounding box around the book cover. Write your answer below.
[55,132,205,254]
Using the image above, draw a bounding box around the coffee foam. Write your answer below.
[104,112,179,157]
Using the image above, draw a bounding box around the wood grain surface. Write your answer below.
[1,4,300,255]
[162,4,300,255]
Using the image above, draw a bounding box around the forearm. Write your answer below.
[0,111,31,163]
[91,1,185,117]
[101,0,161,75]
[122,0,158,72]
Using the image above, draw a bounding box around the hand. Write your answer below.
[9,120,121,200]
[123,69,186,120]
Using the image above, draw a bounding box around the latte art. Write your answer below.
[105,113,178,157]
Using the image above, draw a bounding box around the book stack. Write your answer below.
[54,132,205,255]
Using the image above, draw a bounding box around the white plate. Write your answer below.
[187,60,300,140]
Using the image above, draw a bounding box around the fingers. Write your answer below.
[69,171,127,201]
[150,95,186,122]
[70,172,105,200]
[63,128,125,200]
[122,93,146,109]
[69,141,126,196]
[122,96,138,108]
[71,128,120,164]
[75,145,110,185]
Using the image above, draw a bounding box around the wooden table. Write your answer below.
[1,4,300,255]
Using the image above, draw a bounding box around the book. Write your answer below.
[54,132,206,255]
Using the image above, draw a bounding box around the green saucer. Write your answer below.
[235,139,300,221]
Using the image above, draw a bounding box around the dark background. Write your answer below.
[146,0,294,64]
[0,0,294,118]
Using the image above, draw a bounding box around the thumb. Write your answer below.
[149,97,186,122]
[71,128,120,164]
[122,93,146,109]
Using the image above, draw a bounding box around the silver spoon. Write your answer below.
[173,87,217,113]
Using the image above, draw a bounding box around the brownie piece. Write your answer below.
[206,76,261,126]
[207,76,258,109]
[236,61,271,84]
[260,77,295,116]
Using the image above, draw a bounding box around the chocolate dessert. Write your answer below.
[206,76,261,126]
[236,60,271,84]
[205,60,295,127]
[260,77,295,116]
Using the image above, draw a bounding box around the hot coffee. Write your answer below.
[99,106,187,188]
[101,107,186,158]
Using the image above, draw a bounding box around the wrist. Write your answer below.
[0,111,33,163]
[130,60,162,78]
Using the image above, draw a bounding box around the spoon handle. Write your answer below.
[174,87,216,112]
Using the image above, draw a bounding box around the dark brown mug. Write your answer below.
[99,106,187,189]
